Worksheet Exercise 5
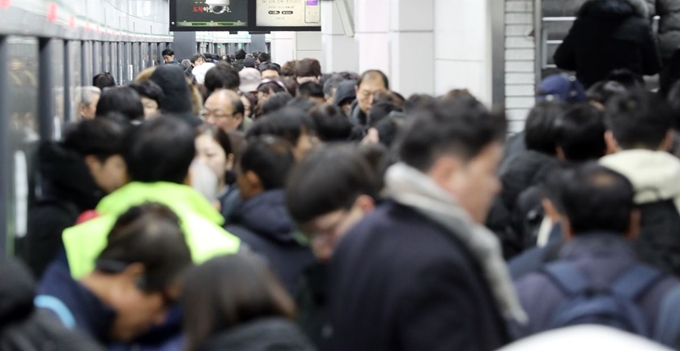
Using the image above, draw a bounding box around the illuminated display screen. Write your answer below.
[256,0,321,28]
[172,0,248,29]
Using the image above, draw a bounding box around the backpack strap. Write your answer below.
[654,286,680,348]
[611,264,663,300]
[543,262,590,295]
[34,295,76,329]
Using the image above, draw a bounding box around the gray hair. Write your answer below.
[75,86,101,106]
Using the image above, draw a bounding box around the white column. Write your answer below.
[295,32,323,62]
[354,0,390,75]
[434,0,494,105]
[321,0,358,73]
[389,0,435,96]
[270,31,296,65]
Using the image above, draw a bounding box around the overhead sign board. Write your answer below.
[256,0,321,28]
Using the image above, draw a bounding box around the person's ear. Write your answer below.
[122,263,146,290]
[542,198,561,222]
[235,112,244,124]
[354,194,376,214]
[226,153,235,172]
[245,170,262,190]
[184,170,192,186]
[660,130,674,152]
[604,130,620,155]
[84,155,101,174]
[561,219,575,241]
[626,209,641,240]
[556,146,567,162]
[428,156,462,194]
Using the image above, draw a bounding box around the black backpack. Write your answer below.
[543,262,663,337]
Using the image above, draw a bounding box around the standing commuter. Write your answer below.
[246,107,316,161]
[75,86,101,120]
[129,80,164,119]
[148,65,203,127]
[328,97,519,351]
[554,0,661,88]
[348,70,389,126]
[226,136,315,295]
[95,87,145,122]
[204,89,252,132]
[232,49,247,71]
[93,72,116,90]
[20,119,127,279]
[162,49,179,65]
[205,62,241,95]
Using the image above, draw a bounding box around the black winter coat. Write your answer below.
[328,201,511,351]
[227,190,316,295]
[554,0,662,88]
[196,318,315,351]
[19,141,104,278]
[0,258,103,351]
[295,263,331,350]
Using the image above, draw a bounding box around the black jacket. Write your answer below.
[514,233,680,338]
[149,65,202,127]
[0,258,103,351]
[196,318,315,351]
[328,201,511,351]
[20,141,104,278]
[296,263,330,350]
[554,0,662,88]
[227,190,316,295]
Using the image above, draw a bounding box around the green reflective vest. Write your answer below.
[63,182,241,279]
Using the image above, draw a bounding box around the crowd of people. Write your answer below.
[7,0,680,348]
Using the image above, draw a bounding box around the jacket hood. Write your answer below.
[600,150,680,211]
[196,318,315,351]
[231,190,296,244]
[0,259,35,326]
[333,80,357,107]
[579,0,648,19]
[149,65,195,116]
[96,181,224,225]
[38,141,104,210]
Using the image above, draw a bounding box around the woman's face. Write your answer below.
[195,134,232,188]
[240,95,252,118]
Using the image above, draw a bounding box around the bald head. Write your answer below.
[356,70,389,115]
[204,90,245,132]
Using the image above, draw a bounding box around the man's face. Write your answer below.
[194,57,205,66]
[356,79,386,114]
[87,154,127,194]
[80,93,100,120]
[436,142,503,224]
[262,70,280,79]
[163,55,174,64]
[204,94,242,132]
[141,97,159,119]
[305,202,369,262]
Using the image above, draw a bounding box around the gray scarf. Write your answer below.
[385,163,528,324]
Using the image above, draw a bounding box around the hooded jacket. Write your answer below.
[195,318,315,351]
[333,80,357,108]
[226,190,316,295]
[21,141,104,278]
[62,182,241,280]
[149,65,203,127]
[554,0,661,88]
[600,150,680,276]
[0,258,103,351]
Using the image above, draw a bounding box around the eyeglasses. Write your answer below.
[203,108,235,120]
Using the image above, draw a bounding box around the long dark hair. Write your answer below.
[181,253,296,351]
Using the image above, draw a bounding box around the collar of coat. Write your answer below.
[580,0,649,19]
[385,162,528,324]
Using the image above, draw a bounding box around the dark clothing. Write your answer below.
[195,318,315,351]
[220,186,242,225]
[227,190,316,294]
[509,238,565,280]
[37,262,115,342]
[149,65,202,127]
[296,263,331,350]
[232,59,245,72]
[333,80,357,107]
[554,0,662,88]
[514,233,680,338]
[328,201,511,351]
[647,0,680,60]
[348,100,368,126]
[20,141,104,278]
[637,200,680,276]
[0,258,103,351]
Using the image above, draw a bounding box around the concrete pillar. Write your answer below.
[433,0,494,105]
[270,31,296,64]
[295,32,323,62]
[172,32,197,62]
[250,34,267,53]
[321,0,358,73]
[354,0,390,75]
[389,0,435,96]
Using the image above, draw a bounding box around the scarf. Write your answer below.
[385,163,528,324]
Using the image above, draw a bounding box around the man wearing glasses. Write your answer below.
[203,89,251,132]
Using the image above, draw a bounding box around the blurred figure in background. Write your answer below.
[96,87,145,123]
[93,72,116,90]
[75,86,101,121]
[129,80,164,120]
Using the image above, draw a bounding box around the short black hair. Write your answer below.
[286,97,317,113]
[586,80,627,105]
[555,104,607,161]
[606,89,673,150]
[124,117,196,184]
[257,80,287,95]
[308,104,353,142]
[399,98,506,172]
[323,74,345,99]
[62,118,128,162]
[162,49,175,57]
[524,101,566,155]
[129,80,164,104]
[605,69,643,90]
[357,70,389,90]
[298,82,324,99]
[286,145,380,225]
[244,58,257,68]
[97,202,192,293]
[247,107,315,146]
[404,94,436,114]
[368,101,400,128]
[190,54,205,64]
[93,72,116,90]
[235,49,247,60]
[96,87,145,122]
[559,163,635,235]
[205,62,241,94]
[259,62,281,75]
[258,52,271,63]
[262,92,294,115]
[375,116,405,148]
[295,58,322,78]
[239,136,295,191]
